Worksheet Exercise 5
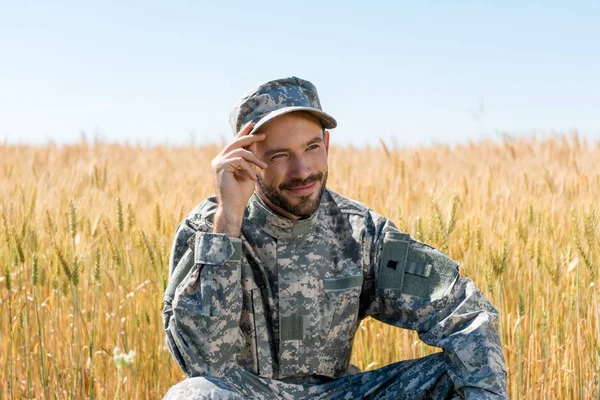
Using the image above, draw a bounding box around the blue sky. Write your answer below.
[1,1,599,147]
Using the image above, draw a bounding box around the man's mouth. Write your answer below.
[285,182,317,195]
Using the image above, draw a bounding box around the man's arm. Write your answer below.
[163,221,243,377]
[361,217,508,399]
[163,121,266,377]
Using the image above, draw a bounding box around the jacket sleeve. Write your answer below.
[163,223,244,378]
[361,217,508,399]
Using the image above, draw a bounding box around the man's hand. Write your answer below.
[211,122,267,237]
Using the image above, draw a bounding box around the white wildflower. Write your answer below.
[113,346,136,369]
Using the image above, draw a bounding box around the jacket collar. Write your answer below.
[247,192,322,241]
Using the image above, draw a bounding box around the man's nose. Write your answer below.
[288,155,311,181]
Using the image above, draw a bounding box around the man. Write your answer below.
[162,77,507,399]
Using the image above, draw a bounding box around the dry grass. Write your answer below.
[1,134,599,399]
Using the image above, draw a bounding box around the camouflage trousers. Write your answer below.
[163,353,460,400]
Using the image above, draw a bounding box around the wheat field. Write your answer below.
[1,134,598,399]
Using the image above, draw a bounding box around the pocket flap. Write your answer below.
[323,274,363,291]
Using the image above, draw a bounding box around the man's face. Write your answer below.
[251,111,330,220]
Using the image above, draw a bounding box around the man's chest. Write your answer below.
[237,222,366,379]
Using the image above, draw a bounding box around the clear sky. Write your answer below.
[1,1,599,147]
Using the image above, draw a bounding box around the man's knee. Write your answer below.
[376,353,455,397]
[382,352,447,376]
[163,376,247,400]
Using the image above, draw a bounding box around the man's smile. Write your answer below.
[285,182,317,195]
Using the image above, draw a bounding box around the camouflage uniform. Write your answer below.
[162,190,507,399]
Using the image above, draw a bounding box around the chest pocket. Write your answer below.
[311,273,363,377]
[322,274,363,335]
[239,266,274,378]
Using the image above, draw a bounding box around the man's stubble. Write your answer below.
[257,171,328,219]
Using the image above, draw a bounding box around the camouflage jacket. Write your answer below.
[163,189,507,398]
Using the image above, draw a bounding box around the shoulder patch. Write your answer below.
[378,232,459,299]
[377,232,411,291]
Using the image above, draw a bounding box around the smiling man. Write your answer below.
[162,77,508,399]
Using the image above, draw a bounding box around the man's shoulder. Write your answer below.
[180,195,219,232]
[168,196,219,277]
[325,189,390,228]
[325,189,372,217]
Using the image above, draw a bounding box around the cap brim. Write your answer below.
[249,106,337,135]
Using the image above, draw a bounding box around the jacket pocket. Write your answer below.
[239,286,259,374]
[324,275,363,336]
[316,274,363,377]
[251,288,274,378]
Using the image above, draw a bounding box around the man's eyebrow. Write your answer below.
[306,136,324,146]
[263,136,324,158]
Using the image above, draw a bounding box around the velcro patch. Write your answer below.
[323,274,363,291]
[401,242,459,299]
[405,260,432,277]
[378,232,410,290]
[280,315,305,341]
[377,231,459,299]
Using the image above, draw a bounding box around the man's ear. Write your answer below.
[324,130,330,154]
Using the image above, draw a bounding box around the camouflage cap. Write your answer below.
[229,76,338,136]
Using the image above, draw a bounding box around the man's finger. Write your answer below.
[235,121,255,139]
[221,133,265,155]
[226,148,268,169]
[225,157,257,181]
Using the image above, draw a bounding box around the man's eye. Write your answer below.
[307,145,319,151]
[271,153,286,160]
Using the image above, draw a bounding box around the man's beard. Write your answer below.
[257,171,328,219]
